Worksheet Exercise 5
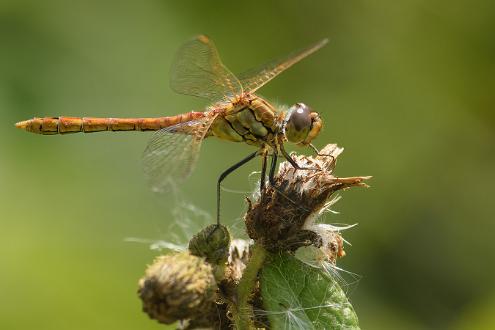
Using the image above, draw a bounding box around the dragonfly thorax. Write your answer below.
[284,103,322,146]
[210,94,280,146]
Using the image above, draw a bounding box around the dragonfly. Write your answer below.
[16,35,328,225]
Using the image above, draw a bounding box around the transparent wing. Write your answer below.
[142,115,217,193]
[170,35,243,102]
[238,38,328,94]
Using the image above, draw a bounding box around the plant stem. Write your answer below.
[234,243,267,330]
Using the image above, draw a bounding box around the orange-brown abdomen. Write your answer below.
[15,112,205,135]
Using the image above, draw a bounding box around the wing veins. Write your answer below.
[238,38,328,94]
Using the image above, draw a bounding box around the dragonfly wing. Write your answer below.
[142,115,217,193]
[238,38,328,94]
[170,35,243,102]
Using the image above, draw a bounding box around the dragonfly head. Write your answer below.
[284,103,322,146]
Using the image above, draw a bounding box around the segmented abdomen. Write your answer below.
[15,112,205,135]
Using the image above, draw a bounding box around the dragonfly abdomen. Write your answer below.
[15,112,205,135]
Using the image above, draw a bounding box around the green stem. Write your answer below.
[234,243,267,330]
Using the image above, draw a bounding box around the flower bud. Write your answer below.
[188,224,231,265]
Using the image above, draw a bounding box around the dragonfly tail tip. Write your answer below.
[15,120,29,130]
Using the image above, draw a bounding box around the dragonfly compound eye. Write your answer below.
[285,103,313,144]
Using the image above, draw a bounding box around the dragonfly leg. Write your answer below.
[266,151,310,211]
[259,151,269,207]
[280,143,318,171]
[217,151,258,225]
[260,151,268,193]
[268,152,278,186]
[309,143,320,155]
[309,143,335,162]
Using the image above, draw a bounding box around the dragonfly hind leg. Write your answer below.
[216,151,258,225]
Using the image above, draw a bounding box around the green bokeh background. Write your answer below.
[1,0,494,329]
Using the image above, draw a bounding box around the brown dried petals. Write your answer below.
[245,144,370,253]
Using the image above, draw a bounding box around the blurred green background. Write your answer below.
[1,0,494,329]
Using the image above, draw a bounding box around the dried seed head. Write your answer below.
[138,253,217,324]
[245,144,370,252]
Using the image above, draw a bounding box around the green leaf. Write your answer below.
[260,253,360,330]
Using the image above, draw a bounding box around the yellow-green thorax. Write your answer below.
[210,94,282,147]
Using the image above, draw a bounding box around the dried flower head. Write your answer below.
[245,144,370,253]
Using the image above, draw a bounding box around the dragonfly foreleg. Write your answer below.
[309,143,335,163]
[280,143,318,171]
[217,151,258,225]
[309,143,320,155]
